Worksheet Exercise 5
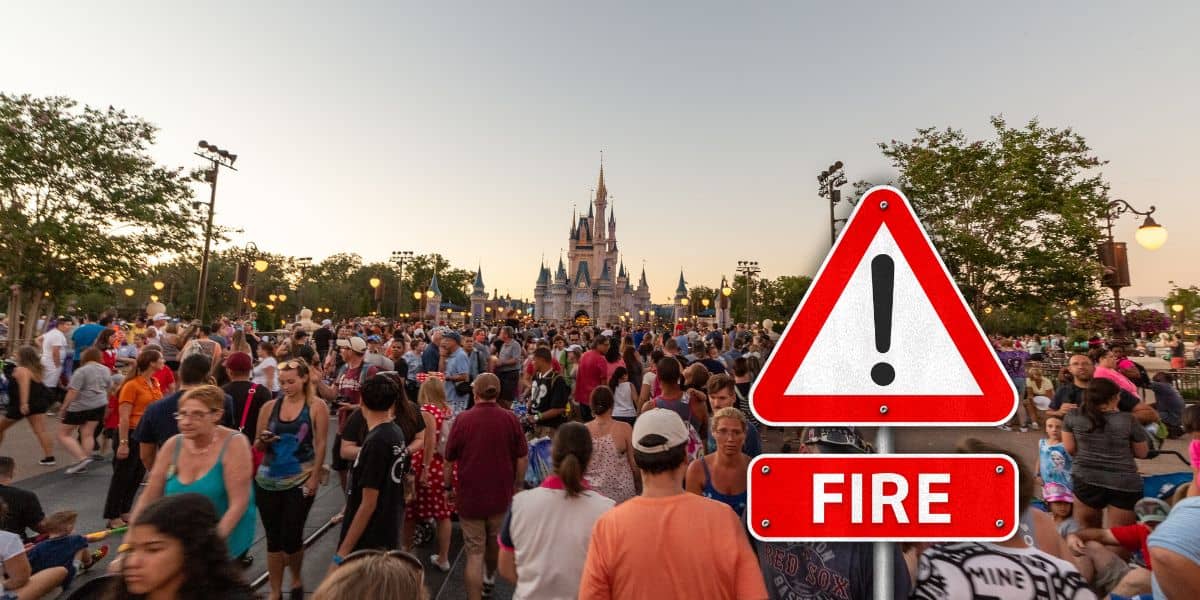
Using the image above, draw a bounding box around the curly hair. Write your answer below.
[104,494,249,600]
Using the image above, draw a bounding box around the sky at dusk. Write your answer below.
[4,1,1198,305]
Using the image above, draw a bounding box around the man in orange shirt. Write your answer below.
[579,408,767,599]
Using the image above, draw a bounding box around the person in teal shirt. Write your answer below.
[128,385,257,558]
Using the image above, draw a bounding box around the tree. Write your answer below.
[861,117,1110,315]
[0,94,205,343]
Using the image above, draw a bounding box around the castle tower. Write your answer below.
[597,261,614,325]
[471,266,487,325]
[534,262,549,321]
[425,273,443,321]
[673,270,689,323]
[552,256,569,321]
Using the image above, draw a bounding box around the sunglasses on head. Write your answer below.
[341,549,424,574]
[280,360,304,370]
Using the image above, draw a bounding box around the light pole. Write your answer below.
[720,275,733,330]
[296,257,312,309]
[369,277,382,316]
[1099,199,1167,319]
[192,140,237,322]
[818,161,847,246]
[736,260,761,326]
[390,250,413,318]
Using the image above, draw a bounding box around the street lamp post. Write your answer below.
[818,161,848,246]
[296,257,312,309]
[720,275,733,330]
[736,261,761,327]
[193,140,238,322]
[390,250,413,318]
[369,277,382,315]
[1099,199,1167,318]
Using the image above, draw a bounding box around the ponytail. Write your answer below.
[551,422,593,498]
[1082,378,1119,432]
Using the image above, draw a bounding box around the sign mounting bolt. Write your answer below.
[880,200,889,210]
[879,405,889,414]
[995,465,1005,475]
[995,519,1005,528]
[761,519,771,529]
[761,465,771,475]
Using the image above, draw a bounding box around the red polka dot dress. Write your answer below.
[407,403,456,521]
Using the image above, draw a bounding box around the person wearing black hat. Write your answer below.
[223,352,274,446]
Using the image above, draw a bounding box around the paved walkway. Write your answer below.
[0,409,1189,598]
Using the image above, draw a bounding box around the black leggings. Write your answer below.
[255,482,316,554]
[103,435,146,520]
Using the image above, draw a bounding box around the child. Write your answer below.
[1185,405,1200,497]
[1043,483,1078,537]
[27,511,108,588]
[1038,416,1072,491]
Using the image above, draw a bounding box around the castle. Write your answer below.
[532,164,653,325]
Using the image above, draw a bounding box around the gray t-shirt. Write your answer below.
[67,362,111,411]
[1063,409,1148,492]
[497,340,522,373]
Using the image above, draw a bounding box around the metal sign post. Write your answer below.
[872,426,893,600]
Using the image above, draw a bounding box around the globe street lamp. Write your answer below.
[153,280,164,291]
[369,277,382,315]
[1100,199,1167,318]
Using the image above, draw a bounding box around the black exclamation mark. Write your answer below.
[871,255,895,386]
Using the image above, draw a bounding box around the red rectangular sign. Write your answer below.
[747,454,1018,541]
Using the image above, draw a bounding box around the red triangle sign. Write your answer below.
[751,186,1017,426]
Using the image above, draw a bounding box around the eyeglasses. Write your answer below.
[279,360,303,370]
[341,549,424,574]
[174,410,216,421]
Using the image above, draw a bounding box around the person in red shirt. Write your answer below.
[574,336,610,422]
[443,373,528,600]
[1066,497,1169,596]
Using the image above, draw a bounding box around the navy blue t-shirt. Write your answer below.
[29,534,88,586]
[135,390,236,446]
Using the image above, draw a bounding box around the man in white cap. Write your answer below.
[579,409,766,599]
[150,313,170,341]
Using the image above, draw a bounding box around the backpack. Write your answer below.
[437,409,455,457]
[654,396,705,463]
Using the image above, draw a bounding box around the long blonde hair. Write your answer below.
[15,346,44,380]
[418,377,449,412]
[313,552,426,600]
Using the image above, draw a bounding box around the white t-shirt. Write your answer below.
[41,328,68,384]
[0,530,26,592]
[912,542,1096,600]
[500,485,614,600]
[252,357,280,392]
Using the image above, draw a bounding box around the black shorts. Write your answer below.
[1072,476,1141,511]
[5,392,50,420]
[63,406,106,425]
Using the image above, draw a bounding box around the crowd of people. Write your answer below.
[0,310,1197,598]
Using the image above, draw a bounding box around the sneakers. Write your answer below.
[1030,422,1040,431]
[1019,426,1029,433]
[483,572,496,598]
[91,452,104,461]
[430,554,451,572]
[38,457,57,467]
[65,457,94,475]
[998,425,1013,432]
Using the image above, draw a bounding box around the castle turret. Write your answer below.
[471,266,487,325]
[534,263,549,321]
[425,273,443,321]
[673,270,689,323]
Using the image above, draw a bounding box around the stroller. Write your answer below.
[1142,448,1193,501]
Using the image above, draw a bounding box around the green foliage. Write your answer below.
[862,116,1109,314]
[0,93,205,341]
[727,274,813,326]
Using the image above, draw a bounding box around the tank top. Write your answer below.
[700,458,747,518]
[10,377,50,407]
[254,398,315,491]
[165,433,257,557]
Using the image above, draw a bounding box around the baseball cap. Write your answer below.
[566,344,583,353]
[152,313,169,322]
[366,335,382,343]
[632,409,690,454]
[223,352,253,373]
[322,319,332,326]
[472,372,500,396]
[1042,482,1074,504]
[1134,497,1170,524]
[443,330,462,344]
[336,337,367,353]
